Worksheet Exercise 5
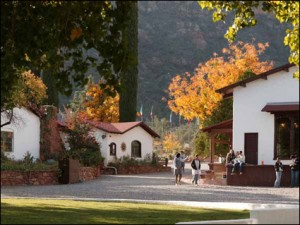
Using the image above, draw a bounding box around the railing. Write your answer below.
[103,166,118,175]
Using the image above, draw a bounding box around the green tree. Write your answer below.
[1,1,138,121]
[193,131,210,158]
[118,1,138,122]
[41,71,59,108]
[198,1,299,79]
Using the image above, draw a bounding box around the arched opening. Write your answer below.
[131,140,141,158]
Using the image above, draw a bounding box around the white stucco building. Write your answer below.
[1,107,41,160]
[88,121,160,166]
[217,63,299,165]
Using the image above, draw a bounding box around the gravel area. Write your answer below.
[1,170,299,205]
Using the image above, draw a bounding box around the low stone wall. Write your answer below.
[226,164,291,187]
[1,165,101,186]
[208,163,226,173]
[1,170,59,186]
[116,165,171,175]
[79,166,101,181]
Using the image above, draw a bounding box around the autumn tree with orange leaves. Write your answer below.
[1,70,47,127]
[83,81,119,122]
[168,41,273,125]
[163,132,182,154]
[68,78,119,123]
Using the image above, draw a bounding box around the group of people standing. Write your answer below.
[274,154,299,188]
[173,149,299,188]
[226,149,245,175]
[173,151,201,186]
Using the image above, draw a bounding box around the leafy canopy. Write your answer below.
[1,1,132,110]
[78,79,119,123]
[168,42,273,123]
[163,133,182,154]
[10,70,47,109]
[198,1,299,79]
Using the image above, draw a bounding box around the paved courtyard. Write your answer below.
[1,169,299,205]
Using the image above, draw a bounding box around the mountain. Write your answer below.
[60,1,291,121]
[137,1,290,121]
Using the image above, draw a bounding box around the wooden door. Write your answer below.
[244,133,258,165]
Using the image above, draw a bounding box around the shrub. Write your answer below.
[108,153,160,169]
[1,150,10,163]
[22,151,34,164]
[64,118,103,167]
[1,160,58,172]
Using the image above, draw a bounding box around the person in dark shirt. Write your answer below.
[274,157,283,188]
[226,149,235,164]
[290,154,299,187]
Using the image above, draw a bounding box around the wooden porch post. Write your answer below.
[210,132,215,163]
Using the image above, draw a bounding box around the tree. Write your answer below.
[1,1,138,121]
[1,70,47,127]
[41,71,59,108]
[163,132,182,154]
[82,80,119,122]
[66,78,119,123]
[168,41,273,123]
[118,1,138,122]
[61,108,103,166]
[198,1,299,79]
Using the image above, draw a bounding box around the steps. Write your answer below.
[183,170,227,186]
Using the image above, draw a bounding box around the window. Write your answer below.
[275,113,299,159]
[109,142,116,156]
[131,140,141,158]
[1,131,13,152]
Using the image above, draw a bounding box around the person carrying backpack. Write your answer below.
[191,154,201,186]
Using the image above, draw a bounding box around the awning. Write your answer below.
[201,119,233,133]
[261,102,299,112]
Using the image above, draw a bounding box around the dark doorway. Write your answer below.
[244,133,258,165]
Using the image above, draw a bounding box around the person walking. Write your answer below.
[290,154,299,187]
[274,157,283,188]
[191,154,201,186]
[173,152,188,185]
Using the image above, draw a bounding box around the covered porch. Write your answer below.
[198,119,232,185]
[201,119,233,164]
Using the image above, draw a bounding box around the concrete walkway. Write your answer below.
[1,170,299,206]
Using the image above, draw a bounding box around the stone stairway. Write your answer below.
[182,170,227,186]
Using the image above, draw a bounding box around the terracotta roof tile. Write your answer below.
[88,121,160,138]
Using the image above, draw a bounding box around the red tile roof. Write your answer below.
[88,121,160,138]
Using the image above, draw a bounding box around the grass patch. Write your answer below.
[1,198,249,224]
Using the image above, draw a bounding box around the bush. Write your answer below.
[1,160,58,172]
[64,121,103,167]
[22,151,34,164]
[1,150,10,163]
[108,153,160,169]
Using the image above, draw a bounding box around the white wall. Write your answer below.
[92,128,108,165]
[233,66,299,165]
[94,126,154,166]
[1,107,40,160]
